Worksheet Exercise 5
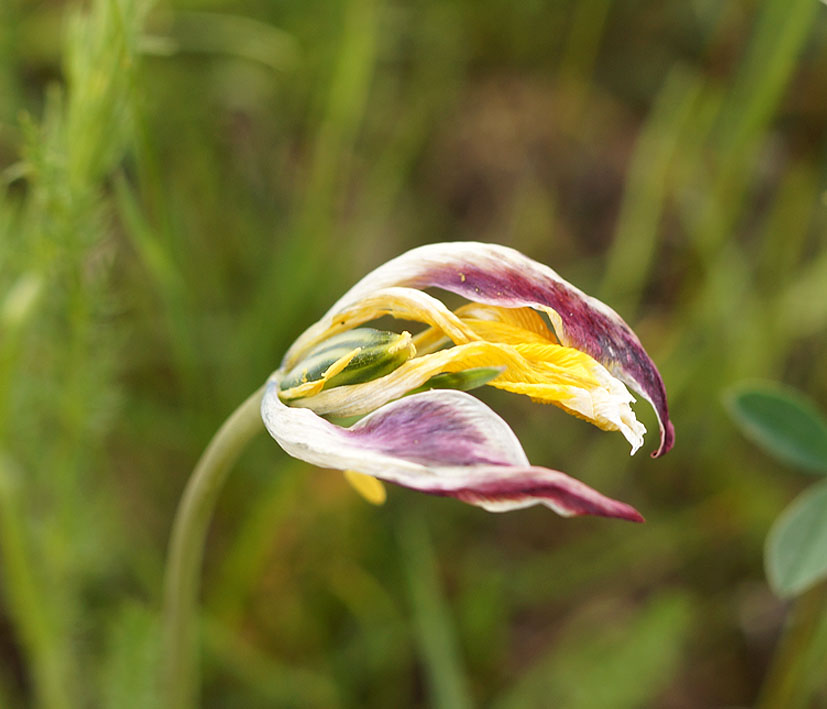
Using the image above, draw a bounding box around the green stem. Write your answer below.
[757,583,827,708]
[161,384,266,709]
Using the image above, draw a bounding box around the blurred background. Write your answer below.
[1,0,826,706]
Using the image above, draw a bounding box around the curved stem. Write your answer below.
[161,384,266,709]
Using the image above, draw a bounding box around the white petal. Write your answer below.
[261,379,643,521]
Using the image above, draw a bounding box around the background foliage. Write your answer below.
[1,0,826,706]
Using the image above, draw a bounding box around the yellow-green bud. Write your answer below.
[280,328,416,393]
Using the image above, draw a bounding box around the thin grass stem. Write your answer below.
[0,457,72,709]
[757,583,827,709]
[399,509,473,709]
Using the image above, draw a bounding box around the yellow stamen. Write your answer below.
[388,331,415,355]
[343,470,387,505]
[280,347,361,399]
[454,303,557,342]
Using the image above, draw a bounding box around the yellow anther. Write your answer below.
[343,470,387,505]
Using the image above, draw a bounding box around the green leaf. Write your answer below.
[724,381,827,474]
[407,367,504,395]
[766,479,827,597]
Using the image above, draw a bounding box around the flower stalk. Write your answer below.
[161,384,266,709]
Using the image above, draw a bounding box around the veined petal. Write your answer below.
[285,242,673,457]
[460,318,555,347]
[261,381,643,521]
[455,303,557,342]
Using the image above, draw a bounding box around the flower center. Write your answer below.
[279,327,416,400]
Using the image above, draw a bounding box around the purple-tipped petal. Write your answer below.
[286,242,674,457]
[261,381,643,521]
[414,470,643,521]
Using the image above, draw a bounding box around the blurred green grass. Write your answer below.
[1,0,826,706]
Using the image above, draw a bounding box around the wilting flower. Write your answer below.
[261,242,674,522]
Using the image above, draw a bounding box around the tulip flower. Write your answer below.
[163,241,674,708]
[261,241,674,522]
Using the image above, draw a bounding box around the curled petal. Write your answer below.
[283,287,477,366]
[261,382,643,521]
[291,339,646,453]
[285,242,674,457]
